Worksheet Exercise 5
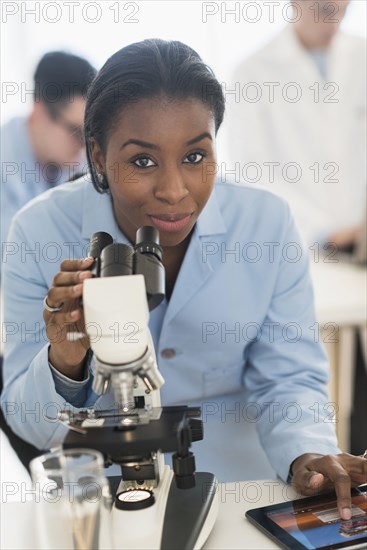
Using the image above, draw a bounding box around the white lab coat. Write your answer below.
[221,25,366,245]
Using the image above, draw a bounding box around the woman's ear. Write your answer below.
[90,139,105,174]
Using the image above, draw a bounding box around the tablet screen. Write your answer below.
[246,486,367,550]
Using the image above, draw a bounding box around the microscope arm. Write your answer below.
[82,273,163,410]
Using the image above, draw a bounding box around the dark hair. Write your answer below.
[84,39,225,193]
[34,51,96,113]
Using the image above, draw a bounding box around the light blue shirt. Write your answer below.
[0,176,340,482]
[308,49,328,80]
[0,116,86,247]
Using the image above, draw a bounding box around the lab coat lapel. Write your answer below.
[161,186,227,328]
[161,227,213,328]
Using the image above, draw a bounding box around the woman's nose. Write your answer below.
[153,168,189,205]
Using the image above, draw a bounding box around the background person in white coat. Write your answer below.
[224,0,366,248]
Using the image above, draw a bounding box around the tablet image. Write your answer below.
[246,485,367,550]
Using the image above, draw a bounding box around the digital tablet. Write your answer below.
[246,484,367,550]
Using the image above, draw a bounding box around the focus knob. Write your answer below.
[189,418,203,442]
[172,452,196,489]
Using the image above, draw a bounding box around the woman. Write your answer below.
[1,39,365,518]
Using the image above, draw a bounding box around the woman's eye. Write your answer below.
[133,157,155,168]
[184,152,205,164]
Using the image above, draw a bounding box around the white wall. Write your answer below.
[1,0,366,124]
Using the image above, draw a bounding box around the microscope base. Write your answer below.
[161,470,218,550]
[111,467,218,549]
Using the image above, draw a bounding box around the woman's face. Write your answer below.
[92,97,217,248]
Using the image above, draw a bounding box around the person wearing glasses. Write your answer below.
[1,51,96,248]
[1,39,366,520]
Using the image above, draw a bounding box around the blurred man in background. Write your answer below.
[1,51,96,245]
[225,0,366,248]
[0,51,96,465]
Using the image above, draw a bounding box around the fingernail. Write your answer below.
[70,310,79,318]
[83,256,94,262]
[342,507,352,520]
[73,284,83,292]
[79,271,90,280]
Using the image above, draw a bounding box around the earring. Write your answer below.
[96,171,105,184]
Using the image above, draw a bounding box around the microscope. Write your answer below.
[58,227,218,550]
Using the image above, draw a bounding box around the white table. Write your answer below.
[204,480,299,549]
[0,479,299,550]
[310,260,367,452]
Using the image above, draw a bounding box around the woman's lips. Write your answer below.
[148,214,193,233]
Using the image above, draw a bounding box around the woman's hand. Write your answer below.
[43,257,94,380]
[291,452,367,520]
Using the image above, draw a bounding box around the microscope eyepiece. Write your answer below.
[135,226,163,262]
[89,231,113,260]
[136,226,160,245]
[100,244,134,277]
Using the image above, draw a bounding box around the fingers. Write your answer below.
[349,455,367,478]
[45,260,93,310]
[309,453,367,485]
[44,260,94,336]
[305,456,352,519]
[291,453,327,495]
[303,472,326,492]
[47,276,89,308]
[60,257,94,272]
[47,308,81,325]
[292,469,331,498]
[322,460,352,520]
[292,453,367,521]
[54,268,92,287]
[43,258,94,375]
